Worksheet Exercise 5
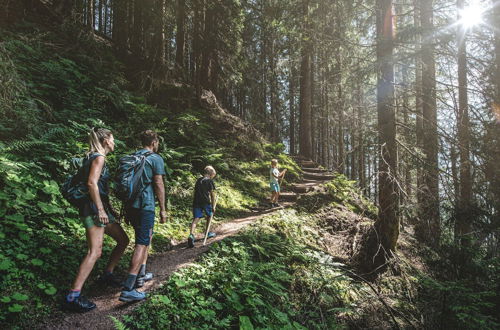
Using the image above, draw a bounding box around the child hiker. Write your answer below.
[270,159,287,208]
[188,166,217,248]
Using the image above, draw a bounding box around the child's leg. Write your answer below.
[204,215,211,233]
[190,218,202,235]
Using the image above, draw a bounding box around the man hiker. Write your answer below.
[270,159,287,208]
[188,166,217,248]
[120,130,168,302]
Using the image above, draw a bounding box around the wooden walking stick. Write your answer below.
[279,168,287,186]
[203,194,218,245]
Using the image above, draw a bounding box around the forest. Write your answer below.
[0,0,499,329]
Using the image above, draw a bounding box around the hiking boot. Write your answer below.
[188,234,195,248]
[119,289,147,302]
[207,232,216,238]
[97,272,122,288]
[61,295,96,313]
[135,272,153,288]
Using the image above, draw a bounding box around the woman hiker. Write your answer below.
[62,128,129,312]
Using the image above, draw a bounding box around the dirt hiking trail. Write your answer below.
[42,158,334,330]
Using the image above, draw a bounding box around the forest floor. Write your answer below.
[41,159,334,330]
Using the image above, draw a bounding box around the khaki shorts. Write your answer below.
[81,212,116,229]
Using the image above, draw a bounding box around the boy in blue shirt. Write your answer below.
[188,166,217,248]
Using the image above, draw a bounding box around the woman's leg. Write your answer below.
[103,223,130,273]
[71,226,105,291]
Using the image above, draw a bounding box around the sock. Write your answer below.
[66,290,81,302]
[123,274,138,291]
[139,264,146,277]
[104,270,113,277]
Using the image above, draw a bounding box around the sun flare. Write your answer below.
[459,2,485,29]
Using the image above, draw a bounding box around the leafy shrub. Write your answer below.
[124,221,355,329]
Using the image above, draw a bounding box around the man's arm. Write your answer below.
[153,174,167,223]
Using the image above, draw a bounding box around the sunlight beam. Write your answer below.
[458,1,485,29]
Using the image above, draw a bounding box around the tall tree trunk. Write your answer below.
[496,1,500,107]
[104,0,109,35]
[270,38,279,142]
[358,81,366,191]
[131,0,143,56]
[322,61,329,167]
[416,0,440,246]
[200,2,213,88]
[455,0,472,245]
[414,0,424,215]
[193,0,203,97]
[98,0,103,31]
[113,0,128,52]
[375,0,399,255]
[290,64,297,155]
[87,0,95,30]
[151,0,165,77]
[310,52,316,161]
[489,0,500,251]
[299,0,312,159]
[175,0,186,72]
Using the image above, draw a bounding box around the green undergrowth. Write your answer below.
[123,210,364,329]
[123,207,432,329]
[0,25,301,327]
[295,174,377,218]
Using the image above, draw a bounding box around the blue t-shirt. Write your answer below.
[131,149,166,211]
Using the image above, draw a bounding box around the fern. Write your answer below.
[0,140,54,155]
[109,316,127,330]
[40,126,70,141]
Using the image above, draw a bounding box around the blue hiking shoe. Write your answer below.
[188,234,195,248]
[207,232,216,238]
[119,289,147,302]
[136,272,154,288]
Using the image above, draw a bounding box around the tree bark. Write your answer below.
[416,0,440,246]
[131,0,143,56]
[414,0,424,215]
[87,0,95,30]
[151,0,165,76]
[193,0,203,97]
[375,0,399,254]
[335,51,344,173]
[175,0,186,72]
[113,0,128,51]
[455,0,472,244]
[290,64,297,155]
[310,52,316,161]
[98,0,103,31]
[200,1,213,88]
[299,0,312,159]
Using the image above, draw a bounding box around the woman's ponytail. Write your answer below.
[88,127,112,155]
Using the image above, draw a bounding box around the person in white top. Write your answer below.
[269,159,287,207]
